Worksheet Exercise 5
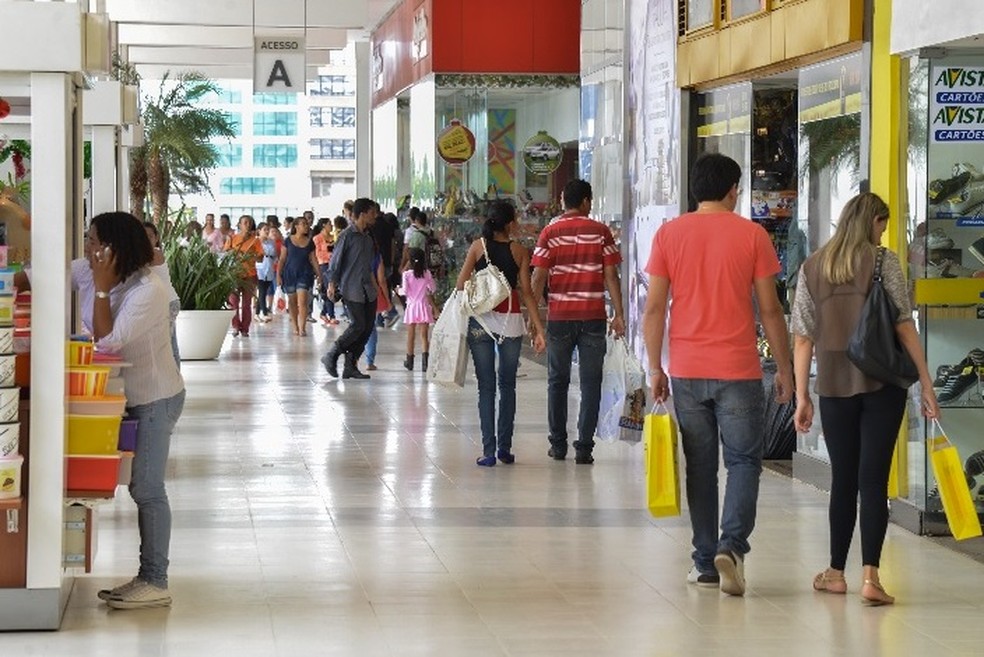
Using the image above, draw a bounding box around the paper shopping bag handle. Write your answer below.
[650,400,669,415]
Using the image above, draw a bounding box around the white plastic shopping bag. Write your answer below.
[596,336,627,442]
[426,291,469,387]
[597,337,647,443]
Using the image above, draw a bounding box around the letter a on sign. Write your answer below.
[267,60,292,88]
[254,37,305,93]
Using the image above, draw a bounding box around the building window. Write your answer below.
[310,138,355,160]
[226,112,242,136]
[728,0,766,21]
[253,92,294,105]
[678,0,716,35]
[253,112,297,136]
[311,175,355,198]
[222,207,294,221]
[215,144,243,167]
[219,177,276,195]
[204,87,242,104]
[309,107,356,128]
[309,75,354,96]
[253,144,298,168]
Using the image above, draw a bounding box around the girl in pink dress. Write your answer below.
[402,248,438,371]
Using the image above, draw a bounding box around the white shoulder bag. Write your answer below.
[464,238,512,316]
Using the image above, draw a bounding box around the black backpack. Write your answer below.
[414,227,443,275]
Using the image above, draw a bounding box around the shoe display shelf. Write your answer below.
[902,232,984,536]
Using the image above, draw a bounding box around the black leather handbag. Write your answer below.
[846,247,919,389]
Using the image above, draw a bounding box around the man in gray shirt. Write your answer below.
[322,197,378,379]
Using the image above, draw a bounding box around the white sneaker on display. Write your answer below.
[927,227,955,250]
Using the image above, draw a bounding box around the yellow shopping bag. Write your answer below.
[643,402,681,518]
[927,420,982,541]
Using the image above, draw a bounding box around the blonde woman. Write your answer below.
[791,192,940,606]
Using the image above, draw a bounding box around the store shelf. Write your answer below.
[914,278,984,305]
[64,490,115,500]
[0,497,22,510]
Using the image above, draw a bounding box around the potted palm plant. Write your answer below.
[129,72,236,222]
[159,214,249,360]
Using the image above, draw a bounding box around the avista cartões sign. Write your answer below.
[931,66,984,142]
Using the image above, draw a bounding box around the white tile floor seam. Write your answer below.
[7,315,984,655]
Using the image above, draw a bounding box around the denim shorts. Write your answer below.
[281,281,313,294]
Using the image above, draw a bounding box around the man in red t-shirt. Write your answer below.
[642,153,792,597]
[532,179,625,465]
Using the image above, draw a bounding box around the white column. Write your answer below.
[354,39,371,196]
[27,72,73,590]
[117,144,130,212]
[90,125,117,215]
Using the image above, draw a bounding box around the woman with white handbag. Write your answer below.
[456,201,546,466]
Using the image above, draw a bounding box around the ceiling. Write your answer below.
[105,0,400,81]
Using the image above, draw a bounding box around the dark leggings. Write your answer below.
[819,385,907,570]
[256,280,273,316]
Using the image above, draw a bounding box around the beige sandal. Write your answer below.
[813,570,847,594]
[861,579,894,606]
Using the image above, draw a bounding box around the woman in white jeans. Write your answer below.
[79,212,186,609]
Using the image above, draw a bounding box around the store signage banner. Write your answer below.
[931,66,984,143]
[254,37,305,93]
[522,131,563,175]
[437,119,476,167]
[798,54,862,124]
[696,84,751,138]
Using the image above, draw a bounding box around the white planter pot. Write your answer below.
[175,310,234,360]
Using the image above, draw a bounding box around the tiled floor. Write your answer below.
[8,316,984,655]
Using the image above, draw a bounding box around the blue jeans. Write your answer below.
[546,319,607,455]
[365,324,378,366]
[126,388,186,588]
[467,319,522,457]
[671,378,765,574]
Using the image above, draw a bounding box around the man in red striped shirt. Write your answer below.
[532,179,625,464]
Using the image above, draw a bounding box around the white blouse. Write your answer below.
[71,259,184,406]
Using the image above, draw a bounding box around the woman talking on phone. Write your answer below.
[78,212,186,609]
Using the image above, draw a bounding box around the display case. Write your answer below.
[900,55,984,535]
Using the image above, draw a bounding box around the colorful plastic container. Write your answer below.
[0,386,18,423]
[118,418,138,451]
[0,454,23,499]
[66,339,94,366]
[67,414,123,455]
[67,366,111,397]
[66,455,120,493]
[68,395,126,416]
[0,422,18,457]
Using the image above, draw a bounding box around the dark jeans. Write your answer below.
[331,299,376,367]
[546,319,607,455]
[256,279,273,316]
[318,264,335,319]
[467,319,522,458]
[672,378,765,575]
[819,385,906,570]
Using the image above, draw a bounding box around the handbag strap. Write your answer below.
[873,246,886,283]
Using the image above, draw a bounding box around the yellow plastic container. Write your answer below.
[67,414,123,455]
[66,339,94,366]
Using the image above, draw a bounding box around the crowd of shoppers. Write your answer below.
[85,154,936,613]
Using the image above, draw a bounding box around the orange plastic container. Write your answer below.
[67,414,122,455]
[66,455,120,493]
[67,366,110,397]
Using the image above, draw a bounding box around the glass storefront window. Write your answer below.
[794,53,864,464]
[729,0,766,20]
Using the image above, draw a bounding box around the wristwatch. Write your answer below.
[94,290,110,299]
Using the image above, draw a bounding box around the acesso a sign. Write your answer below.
[254,37,305,93]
